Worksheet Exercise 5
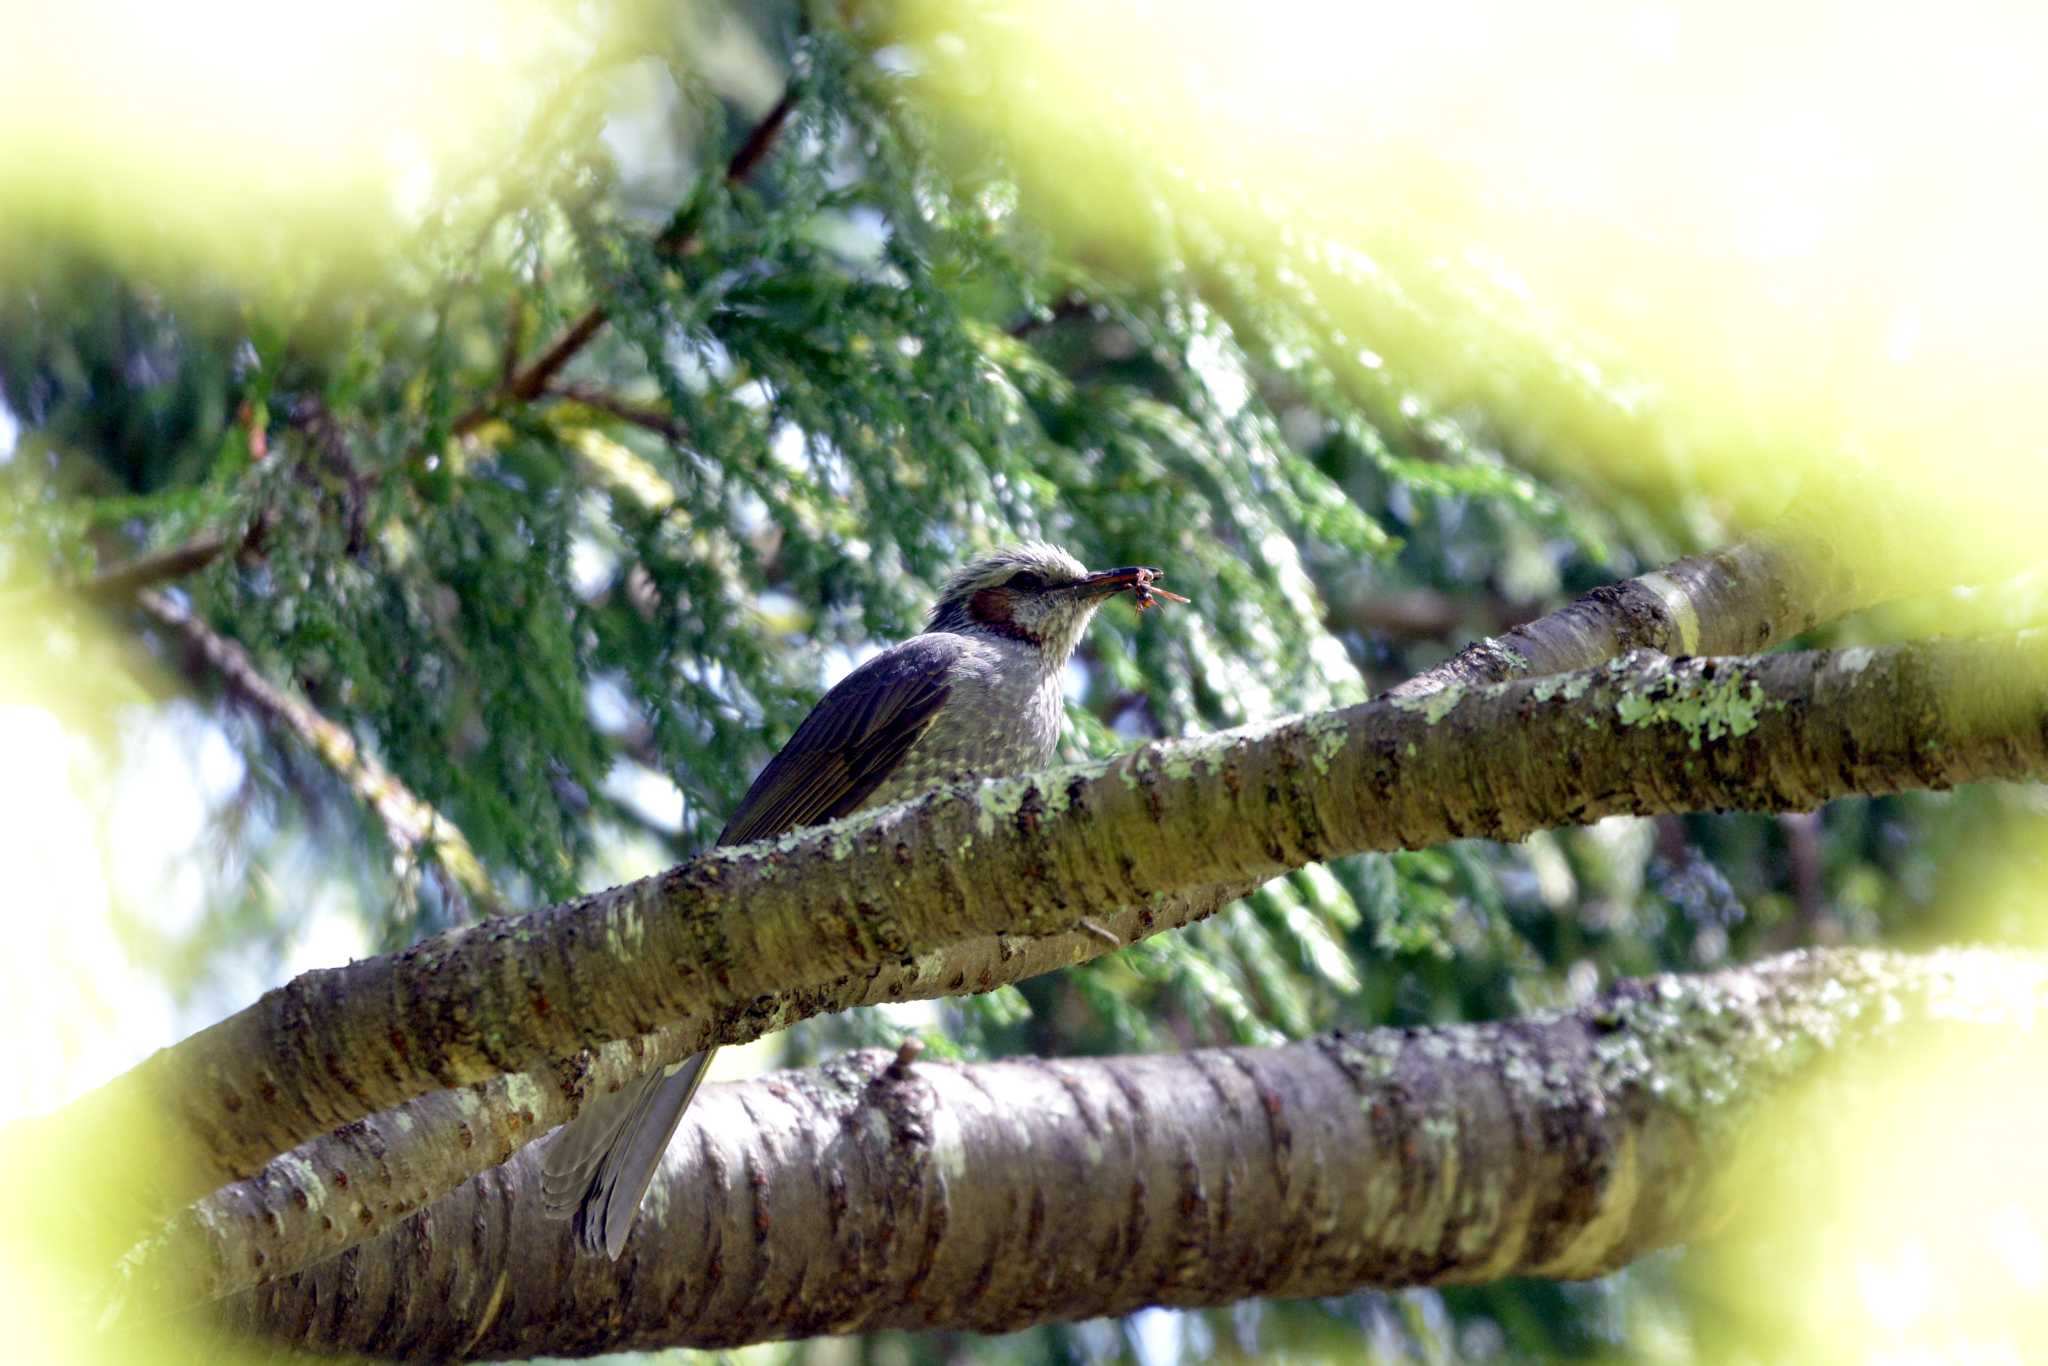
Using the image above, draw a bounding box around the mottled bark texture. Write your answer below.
[1387,537,1834,699]
[149,880,1257,1304]
[42,636,2048,1255]
[219,948,2048,1359]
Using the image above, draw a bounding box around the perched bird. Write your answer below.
[541,542,1184,1258]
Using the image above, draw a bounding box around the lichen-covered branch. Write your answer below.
[137,588,497,918]
[141,880,1255,1304]
[40,636,2048,1256]
[217,948,2048,1359]
[1386,537,1843,698]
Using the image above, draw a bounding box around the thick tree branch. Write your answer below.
[1387,536,1843,698]
[144,880,1255,1304]
[215,947,2048,1359]
[39,635,2048,1254]
[137,589,497,919]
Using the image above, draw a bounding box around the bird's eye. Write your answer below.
[1006,571,1046,592]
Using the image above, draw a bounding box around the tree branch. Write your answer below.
[139,877,1255,1305]
[74,533,231,602]
[1386,536,1843,699]
[38,635,2048,1254]
[213,947,2048,1358]
[136,589,497,920]
[545,383,686,442]
[449,88,798,438]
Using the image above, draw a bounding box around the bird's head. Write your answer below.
[925,541,1169,665]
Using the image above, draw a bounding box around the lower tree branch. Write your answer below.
[215,947,2048,1359]
[142,880,1256,1304]
[40,635,2048,1257]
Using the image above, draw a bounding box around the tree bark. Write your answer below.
[141,882,1257,1304]
[36,636,2048,1255]
[216,947,2048,1359]
[1386,536,1836,698]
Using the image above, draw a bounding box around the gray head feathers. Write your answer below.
[924,542,1104,663]
[928,542,1090,618]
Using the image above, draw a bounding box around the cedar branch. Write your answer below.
[449,88,797,438]
[137,589,497,919]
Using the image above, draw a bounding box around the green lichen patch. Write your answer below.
[1326,1030,1404,1085]
[970,758,1117,836]
[274,1152,328,1212]
[1391,683,1467,726]
[1304,710,1351,775]
[973,775,1040,837]
[500,1071,548,1125]
[1613,666,1775,750]
[1156,728,1244,781]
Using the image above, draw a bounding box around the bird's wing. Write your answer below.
[716,633,965,845]
[543,636,964,1258]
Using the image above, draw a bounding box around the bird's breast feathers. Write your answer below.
[856,631,1064,809]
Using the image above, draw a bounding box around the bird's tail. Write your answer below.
[539,1048,717,1259]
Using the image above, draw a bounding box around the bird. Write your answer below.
[540,542,1185,1258]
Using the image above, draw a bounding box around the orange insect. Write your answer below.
[1129,566,1189,613]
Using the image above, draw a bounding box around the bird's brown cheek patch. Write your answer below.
[969,587,1013,625]
[968,588,1044,646]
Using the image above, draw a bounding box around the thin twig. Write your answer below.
[546,383,687,442]
[452,307,609,434]
[1078,918,1122,948]
[75,534,231,602]
[719,86,800,192]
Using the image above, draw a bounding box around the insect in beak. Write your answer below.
[1130,566,1189,613]
[1074,565,1191,612]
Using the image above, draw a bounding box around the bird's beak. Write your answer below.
[1072,566,1158,599]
